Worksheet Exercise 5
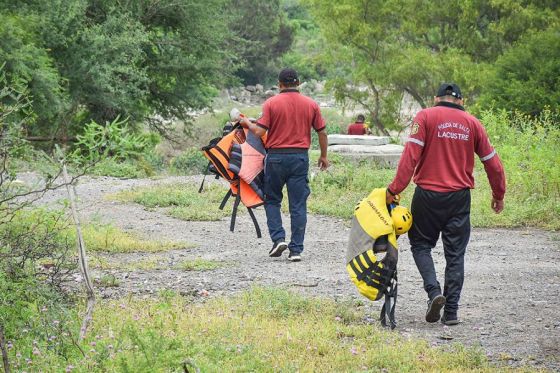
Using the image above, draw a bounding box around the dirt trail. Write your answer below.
[30,174,560,370]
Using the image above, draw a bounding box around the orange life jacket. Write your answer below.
[201,124,267,237]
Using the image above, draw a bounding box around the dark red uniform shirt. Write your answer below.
[257,89,326,149]
[388,102,506,200]
[347,122,366,135]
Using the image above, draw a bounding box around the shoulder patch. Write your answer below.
[410,122,420,135]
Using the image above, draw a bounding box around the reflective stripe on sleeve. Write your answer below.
[406,137,425,147]
[480,150,496,162]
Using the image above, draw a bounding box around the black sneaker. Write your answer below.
[441,313,460,326]
[287,252,301,262]
[269,241,288,257]
[425,294,446,323]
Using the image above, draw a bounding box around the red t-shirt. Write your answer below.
[347,122,366,135]
[257,89,326,149]
[388,102,506,200]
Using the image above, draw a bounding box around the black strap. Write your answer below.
[349,259,383,289]
[219,189,233,210]
[198,161,212,193]
[230,192,241,232]
[247,208,262,238]
[380,272,398,329]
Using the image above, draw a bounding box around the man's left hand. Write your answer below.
[318,156,329,170]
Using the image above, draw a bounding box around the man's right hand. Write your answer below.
[491,198,504,213]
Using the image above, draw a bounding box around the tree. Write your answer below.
[303,0,559,132]
[0,13,66,128]
[228,0,294,85]
[480,27,560,115]
[0,0,235,137]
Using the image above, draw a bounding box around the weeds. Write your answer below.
[5,287,503,372]
[177,259,224,271]
[111,182,234,221]
[76,224,186,253]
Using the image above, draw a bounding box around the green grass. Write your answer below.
[76,223,188,253]
[307,112,560,232]
[308,157,559,230]
[94,274,120,287]
[111,182,235,221]
[90,256,222,272]
[308,151,401,218]
[90,158,154,178]
[10,287,518,372]
[177,258,224,271]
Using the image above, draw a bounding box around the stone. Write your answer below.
[245,85,256,92]
[328,134,391,146]
[255,84,264,92]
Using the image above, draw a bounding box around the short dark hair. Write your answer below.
[278,68,299,86]
[356,114,365,122]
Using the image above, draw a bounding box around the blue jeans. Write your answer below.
[264,152,310,254]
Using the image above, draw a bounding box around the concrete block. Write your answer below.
[328,144,404,167]
[328,134,391,146]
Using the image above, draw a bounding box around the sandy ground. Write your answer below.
[28,174,560,371]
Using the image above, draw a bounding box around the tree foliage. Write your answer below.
[228,0,294,85]
[0,0,233,137]
[481,27,560,115]
[303,0,560,129]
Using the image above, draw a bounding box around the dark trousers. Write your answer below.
[409,186,471,315]
[263,152,310,254]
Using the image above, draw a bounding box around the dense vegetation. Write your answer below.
[1,0,559,371]
[303,0,559,131]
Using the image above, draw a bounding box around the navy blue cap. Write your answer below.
[436,83,462,99]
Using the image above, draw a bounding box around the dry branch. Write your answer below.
[61,163,96,341]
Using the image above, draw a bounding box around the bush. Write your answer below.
[473,109,560,229]
[90,158,151,179]
[0,208,81,370]
[170,148,208,175]
[71,116,159,165]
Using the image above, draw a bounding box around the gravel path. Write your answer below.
[28,173,560,371]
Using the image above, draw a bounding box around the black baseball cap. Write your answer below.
[436,83,462,99]
[278,68,299,84]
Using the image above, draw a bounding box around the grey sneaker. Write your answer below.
[425,294,446,323]
[441,313,460,326]
[269,241,288,257]
[287,252,301,262]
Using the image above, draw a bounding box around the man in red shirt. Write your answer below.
[241,68,329,262]
[386,83,506,325]
[347,114,367,135]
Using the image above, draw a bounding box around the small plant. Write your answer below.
[70,116,159,164]
[95,274,120,287]
[75,223,187,253]
[176,259,224,271]
[111,182,234,221]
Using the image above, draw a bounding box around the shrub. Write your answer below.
[170,148,208,175]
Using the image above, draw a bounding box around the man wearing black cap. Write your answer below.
[241,68,329,262]
[386,83,506,325]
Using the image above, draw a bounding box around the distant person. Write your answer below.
[240,68,329,262]
[347,114,368,135]
[386,83,506,326]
